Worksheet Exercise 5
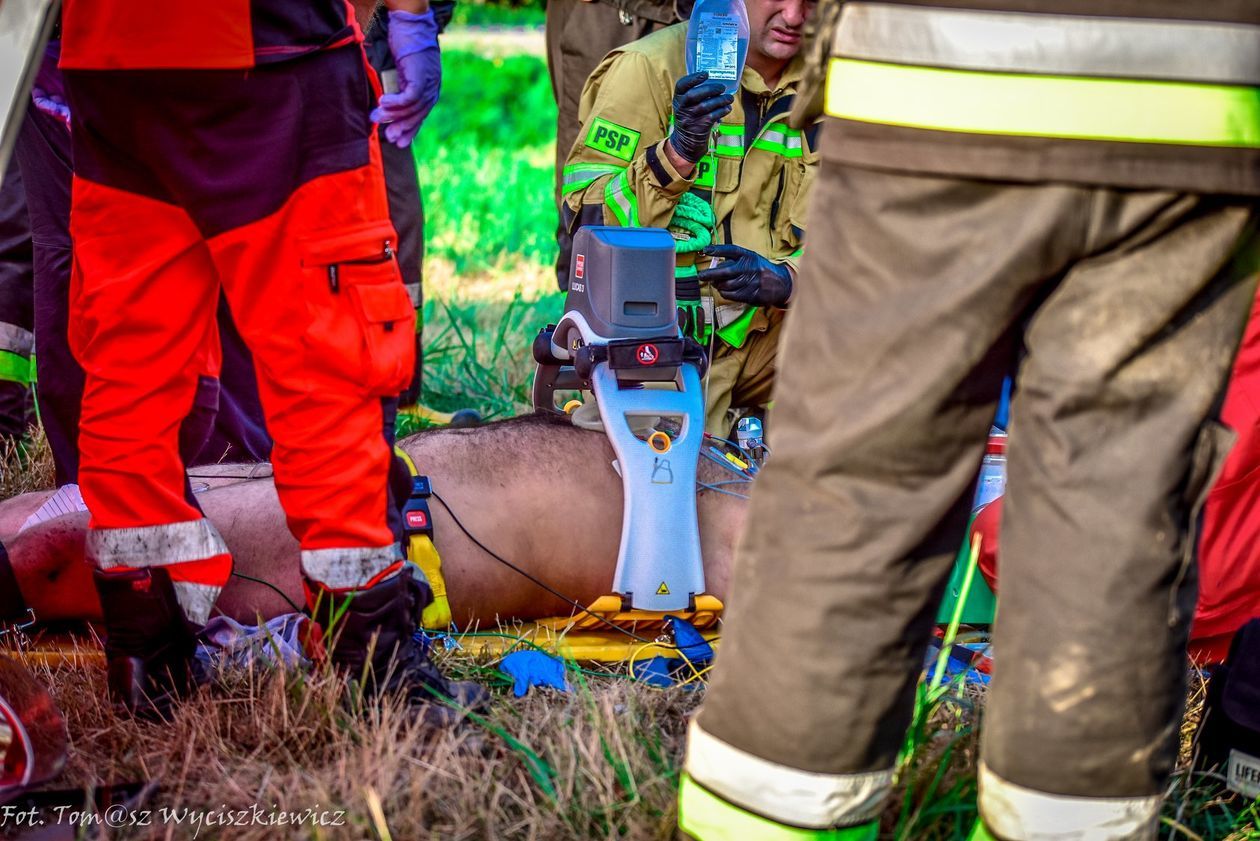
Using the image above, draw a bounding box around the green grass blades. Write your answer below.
[413,49,558,275]
[414,290,564,424]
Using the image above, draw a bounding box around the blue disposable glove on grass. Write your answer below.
[499,650,570,697]
[371,8,441,148]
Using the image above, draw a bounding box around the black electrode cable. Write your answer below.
[431,490,706,648]
[230,570,303,613]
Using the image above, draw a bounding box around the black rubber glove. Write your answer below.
[697,244,794,307]
[668,72,735,164]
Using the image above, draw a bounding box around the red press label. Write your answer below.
[406,510,429,530]
[575,254,585,279]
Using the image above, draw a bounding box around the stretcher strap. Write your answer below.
[394,446,452,630]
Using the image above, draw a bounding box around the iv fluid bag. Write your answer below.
[685,0,749,96]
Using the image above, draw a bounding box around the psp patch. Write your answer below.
[585,117,641,163]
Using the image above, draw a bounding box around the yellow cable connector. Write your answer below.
[724,452,749,470]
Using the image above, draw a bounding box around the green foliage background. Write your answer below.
[412,49,559,274]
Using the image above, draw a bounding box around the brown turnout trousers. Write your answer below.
[696,154,1260,811]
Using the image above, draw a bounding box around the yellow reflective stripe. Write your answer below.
[0,350,32,385]
[825,58,1260,148]
[678,775,879,841]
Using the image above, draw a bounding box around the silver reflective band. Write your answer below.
[834,2,1260,86]
[979,763,1161,841]
[715,133,743,150]
[755,128,803,152]
[684,719,893,827]
[0,323,33,357]
[604,172,638,225]
[300,544,402,590]
[563,163,623,185]
[87,518,229,569]
[171,581,222,626]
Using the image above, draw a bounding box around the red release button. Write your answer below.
[406,510,429,529]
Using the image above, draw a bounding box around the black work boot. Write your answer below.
[307,565,488,722]
[93,567,198,721]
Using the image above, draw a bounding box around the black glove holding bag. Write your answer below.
[668,72,735,164]
[697,244,794,308]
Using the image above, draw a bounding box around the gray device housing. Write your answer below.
[556,226,677,354]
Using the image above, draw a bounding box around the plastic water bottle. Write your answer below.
[686,0,749,96]
[972,428,1007,510]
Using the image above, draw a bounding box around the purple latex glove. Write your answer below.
[31,42,70,128]
[31,89,70,126]
[370,9,441,148]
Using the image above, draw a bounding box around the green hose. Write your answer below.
[669,192,715,254]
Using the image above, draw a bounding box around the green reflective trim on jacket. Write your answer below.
[678,775,879,841]
[716,305,757,349]
[695,154,718,188]
[751,128,804,158]
[714,133,745,158]
[562,162,625,196]
[826,58,1260,148]
[790,247,804,260]
[604,171,641,226]
[0,350,32,385]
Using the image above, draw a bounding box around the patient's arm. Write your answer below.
[3,415,748,627]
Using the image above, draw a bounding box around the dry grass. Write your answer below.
[0,426,55,500]
[1,425,1258,840]
[13,652,697,841]
[5,637,1254,841]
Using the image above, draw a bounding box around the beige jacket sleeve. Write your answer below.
[561,50,695,230]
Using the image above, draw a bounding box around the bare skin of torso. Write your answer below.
[0,417,748,628]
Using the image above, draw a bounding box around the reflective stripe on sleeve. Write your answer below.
[683,719,893,828]
[561,162,626,196]
[604,170,641,226]
[979,763,1161,840]
[825,58,1260,148]
[87,518,230,569]
[834,3,1260,86]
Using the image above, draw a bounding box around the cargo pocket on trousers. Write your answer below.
[299,224,415,397]
[1170,420,1236,626]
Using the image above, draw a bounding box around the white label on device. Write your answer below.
[1228,749,1260,799]
[696,13,739,81]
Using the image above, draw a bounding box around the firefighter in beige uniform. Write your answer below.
[680,1,1260,839]
[561,0,816,435]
